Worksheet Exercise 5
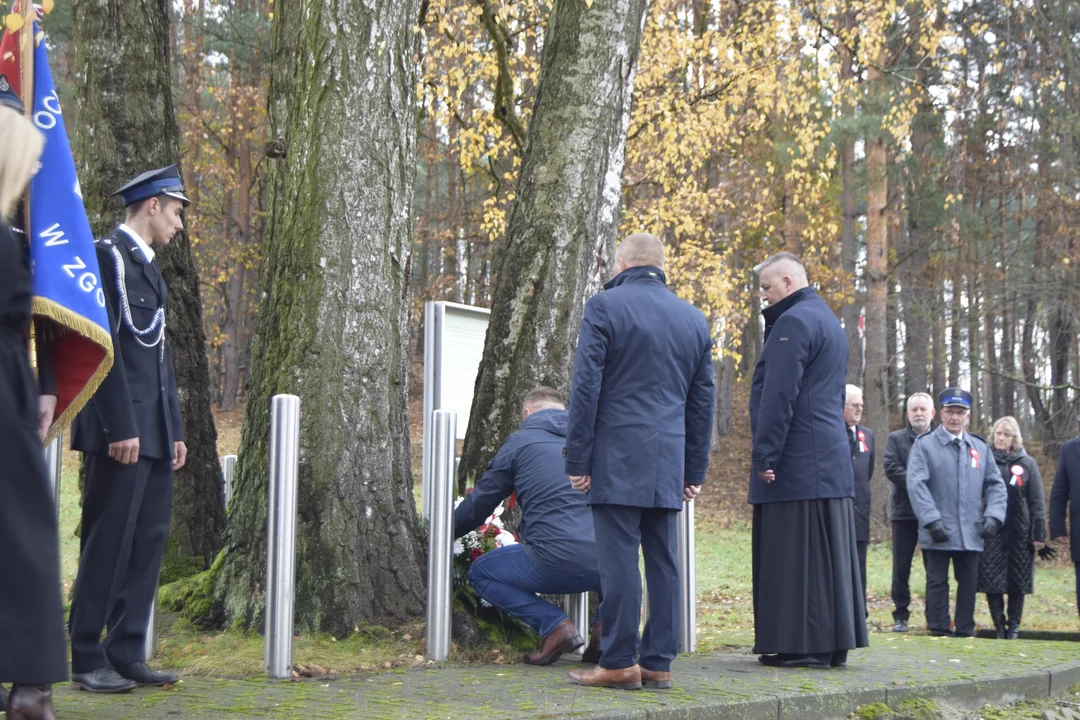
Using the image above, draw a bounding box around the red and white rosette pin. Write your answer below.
[1010,464,1024,487]
[858,430,868,453]
[970,448,980,469]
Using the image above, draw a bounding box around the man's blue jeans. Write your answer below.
[468,544,601,638]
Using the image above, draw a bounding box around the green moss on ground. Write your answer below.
[893,697,942,720]
[158,550,225,627]
[856,702,893,719]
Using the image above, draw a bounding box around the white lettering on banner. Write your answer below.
[33,91,62,131]
[40,223,68,247]
[62,256,86,278]
[42,91,61,116]
[39,223,107,307]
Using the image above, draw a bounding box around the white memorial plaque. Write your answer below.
[422,301,490,518]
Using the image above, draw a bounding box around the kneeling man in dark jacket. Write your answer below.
[454,387,601,666]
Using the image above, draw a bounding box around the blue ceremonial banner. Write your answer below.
[22,21,113,437]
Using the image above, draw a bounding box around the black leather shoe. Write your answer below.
[6,683,57,720]
[929,629,954,637]
[115,662,179,686]
[1007,630,1019,640]
[70,667,137,693]
[758,652,832,669]
[581,622,602,663]
[892,620,908,633]
[831,650,848,667]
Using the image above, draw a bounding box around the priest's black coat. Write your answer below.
[0,221,69,684]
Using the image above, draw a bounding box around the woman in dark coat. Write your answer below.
[978,416,1046,639]
[0,87,69,719]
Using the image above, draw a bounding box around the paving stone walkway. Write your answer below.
[51,635,1080,719]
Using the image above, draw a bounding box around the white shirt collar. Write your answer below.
[945,428,964,442]
[119,223,155,263]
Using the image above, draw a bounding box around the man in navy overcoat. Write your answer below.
[1050,433,1080,620]
[749,252,868,669]
[565,233,714,691]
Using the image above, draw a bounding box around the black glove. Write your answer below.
[980,517,1002,539]
[1038,545,1058,560]
[926,520,948,544]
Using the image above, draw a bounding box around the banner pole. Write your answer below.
[19,0,36,372]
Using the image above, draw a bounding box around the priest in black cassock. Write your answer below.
[748,252,868,670]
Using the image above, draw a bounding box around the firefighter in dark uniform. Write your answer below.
[68,166,189,693]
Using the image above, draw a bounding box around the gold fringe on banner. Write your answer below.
[32,296,114,444]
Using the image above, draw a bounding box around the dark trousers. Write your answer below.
[1076,563,1080,620]
[856,541,868,599]
[922,549,979,636]
[467,544,602,637]
[591,504,679,672]
[68,452,174,673]
[891,519,919,622]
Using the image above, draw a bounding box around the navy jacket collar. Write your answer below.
[519,408,568,436]
[604,265,667,291]
[762,286,816,324]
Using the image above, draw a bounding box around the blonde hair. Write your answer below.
[0,105,44,220]
[990,416,1024,451]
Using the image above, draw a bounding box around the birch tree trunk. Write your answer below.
[457,0,650,485]
[217,0,426,633]
[71,0,225,575]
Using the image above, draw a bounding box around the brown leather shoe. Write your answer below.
[568,664,642,690]
[640,667,672,689]
[6,684,57,720]
[523,618,584,665]
[581,622,602,663]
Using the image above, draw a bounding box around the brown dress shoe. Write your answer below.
[581,622,602,663]
[523,618,584,665]
[640,667,672,689]
[568,664,642,690]
[6,684,57,720]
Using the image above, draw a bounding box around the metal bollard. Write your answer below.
[426,410,456,662]
[45,430,63,513]
[265,394,300,679]
[677,498,696,653]
[144,586,158,659]
[564,593,590,653]
[221,454,238,507]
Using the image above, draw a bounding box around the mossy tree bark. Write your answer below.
[457,0,650,487]
[71,0,225,575]
[217,0,426,633]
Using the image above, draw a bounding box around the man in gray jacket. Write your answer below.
[907,388,1007,637]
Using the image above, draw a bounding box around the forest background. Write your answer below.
[4,0,1078,635]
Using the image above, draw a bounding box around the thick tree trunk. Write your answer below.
[713,352,735,441]
[838,24,862,386]
[71,0,225,573]
[931,268,946,397]
[217,0,426,634]
[903,75,937,398]
[864,75,890,535]
[457,0,650,486]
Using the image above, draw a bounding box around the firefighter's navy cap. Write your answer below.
[112,165,191,207]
